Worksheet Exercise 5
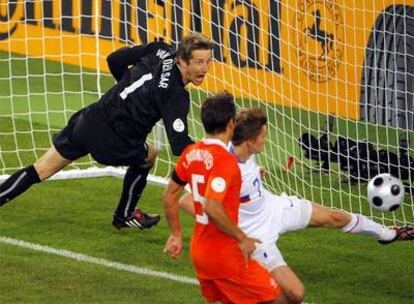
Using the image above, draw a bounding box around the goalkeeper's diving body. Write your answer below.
[179,108,414,304]
[0,32,214,230]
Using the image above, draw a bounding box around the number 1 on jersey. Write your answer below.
[191,174,209,225]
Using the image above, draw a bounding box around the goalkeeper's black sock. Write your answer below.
[114,165,151,218]
[0,165,41,207]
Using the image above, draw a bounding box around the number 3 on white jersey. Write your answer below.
[191,174,209,225]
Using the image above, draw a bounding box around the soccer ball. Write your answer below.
[367,173,405,212]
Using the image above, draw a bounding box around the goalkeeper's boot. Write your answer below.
[112,209,161,230]
[378,226,414,245]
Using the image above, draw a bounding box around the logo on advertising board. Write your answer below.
[0,2,22,40]
[296,0,344,82]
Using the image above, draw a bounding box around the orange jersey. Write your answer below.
[174,138,243,279]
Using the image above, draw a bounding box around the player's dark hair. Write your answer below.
[232,108,267,146]
[176,32,213,63]
[201,92,236,135]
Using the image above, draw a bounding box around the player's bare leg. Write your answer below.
[307,203,351,228]
[308,203,399,243]
[34,146,72,181]
[271,266,304,304]
[0,146,71,206]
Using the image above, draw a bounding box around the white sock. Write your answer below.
[341,213,396,241]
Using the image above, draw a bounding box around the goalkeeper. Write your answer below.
[0,32,214,231]
[179,108,414,304]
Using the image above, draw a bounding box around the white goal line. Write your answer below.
[0,167,169,187]
[0,236,198,285]
[0,238,315,303]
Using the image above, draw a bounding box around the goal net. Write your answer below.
[0,0,413,225]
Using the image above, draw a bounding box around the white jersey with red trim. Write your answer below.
[228,144,313,271]
[228,145,265,215]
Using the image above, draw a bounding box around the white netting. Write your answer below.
[0,1,413,225]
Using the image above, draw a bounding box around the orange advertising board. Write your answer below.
[0,0,412,120]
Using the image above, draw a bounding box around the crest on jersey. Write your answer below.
[173,118,185,132]
[211,177,226,193]
[296,0,344,82]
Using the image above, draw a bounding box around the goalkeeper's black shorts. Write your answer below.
[53,104,148,166]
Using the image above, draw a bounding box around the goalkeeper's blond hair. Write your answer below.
[176,32,214,63]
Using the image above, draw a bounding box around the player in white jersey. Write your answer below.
[179,108,414,304]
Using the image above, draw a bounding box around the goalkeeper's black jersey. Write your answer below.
[96,41,193,156]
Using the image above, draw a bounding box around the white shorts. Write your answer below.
[239,189,313,271]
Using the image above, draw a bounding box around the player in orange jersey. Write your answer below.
[162,93,284,304]
[179,108,414,304]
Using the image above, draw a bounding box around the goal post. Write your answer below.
[0,0,413,225]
